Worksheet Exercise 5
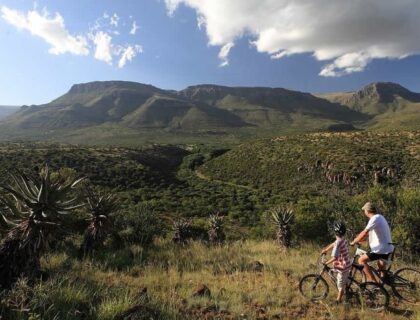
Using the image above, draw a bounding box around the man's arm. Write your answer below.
[350,229,368,246]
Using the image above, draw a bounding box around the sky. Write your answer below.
[0,0,420,105]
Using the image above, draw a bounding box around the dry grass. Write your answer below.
[28,240,420,319]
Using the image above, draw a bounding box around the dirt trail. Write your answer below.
[194,170,258,191]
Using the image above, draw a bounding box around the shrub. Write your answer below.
[114,204,164,247]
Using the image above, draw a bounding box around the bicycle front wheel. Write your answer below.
[299,274,329,301]
[392,268,420,305]
[358,282,389,312]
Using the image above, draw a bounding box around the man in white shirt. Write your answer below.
[350,202,394,282]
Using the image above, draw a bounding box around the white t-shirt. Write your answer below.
[365,214,394,254]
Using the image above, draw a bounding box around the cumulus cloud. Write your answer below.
[92,31,113,64]
[117,45,143,68]
[165,0,420,76]
[130,21,139,35]
[1,5,89,55]
[1,6,144,68]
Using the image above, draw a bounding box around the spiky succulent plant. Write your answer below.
[270,207,294,250]
[208,213,225,245]
[80,189,118,258]
[0,165,85,288]
[171,218,192,245]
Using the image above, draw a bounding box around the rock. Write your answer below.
[252,261,264,272]
[192,284,211,297]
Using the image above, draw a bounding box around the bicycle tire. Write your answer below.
[299,274,329,301]
[392,267,420,305]
[351,267,366,285]
[357,281,389,312]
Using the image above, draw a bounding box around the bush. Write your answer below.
[114,204,164,247]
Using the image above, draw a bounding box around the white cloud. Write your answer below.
[218,42,234,67]
[1,5,89,56]
[2,6,144,68]
[117,45,143,68]
[110,13,119,27]
[165,0,420,76]
[92,31,113,64]
[130,21,139,35]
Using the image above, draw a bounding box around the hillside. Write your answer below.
[317,82,420,130]
[0,105,19,120]
[0,142,188,189]
[200,131,420,195]
[4,82,245,130]
[179,85,365,127]
[2,81,420,144]
[1,81,365,134]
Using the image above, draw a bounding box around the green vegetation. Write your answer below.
[0,130,418,318]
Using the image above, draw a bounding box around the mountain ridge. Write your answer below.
[1,81,419,135]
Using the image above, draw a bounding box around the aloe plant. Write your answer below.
[80,189,118,258]
[171,218,192,245]
[0,165,84,288]
[271,207,294,250]
[208,213,225,245]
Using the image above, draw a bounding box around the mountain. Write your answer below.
[0,106,19,120]
[2,81,366,133]
[317,82,420,129]
[4,81,247,130]
[1,81,418,142]
[178,85,365,127]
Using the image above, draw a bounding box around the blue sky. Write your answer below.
[0,0,419,105]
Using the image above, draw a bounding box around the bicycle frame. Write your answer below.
[353,244,396,283]
[317,254,360,292]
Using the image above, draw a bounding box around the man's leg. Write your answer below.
[377,260,386,279]
[358,254,376,282]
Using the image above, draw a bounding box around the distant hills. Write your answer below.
[0,81,419,143]
[316,82,420,129]
[0,106,19,120]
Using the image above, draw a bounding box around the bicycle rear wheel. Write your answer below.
[392,268,420,305]
[353,282,389,311]
[299,274,329,301]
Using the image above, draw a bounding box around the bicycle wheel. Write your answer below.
[392,268,420,304]
[350,267,366,285]
[299,274,329,301]
[357,282,389,312]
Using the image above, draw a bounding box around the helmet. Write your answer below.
[333,221,346,236]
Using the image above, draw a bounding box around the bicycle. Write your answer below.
[352,243,420,305]
[299,253,389,311]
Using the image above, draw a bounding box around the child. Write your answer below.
[321,221,352,304]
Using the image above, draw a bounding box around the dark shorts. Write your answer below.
[367,252,391,261]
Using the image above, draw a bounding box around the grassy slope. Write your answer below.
[14,240,415,319]
[317,90,420,131]
[200,131,420,195]
[0,143,188,189]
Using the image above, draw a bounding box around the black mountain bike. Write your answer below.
[353,243,419,305]
[299,253,389,311]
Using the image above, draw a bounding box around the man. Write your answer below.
[350,202,394,282]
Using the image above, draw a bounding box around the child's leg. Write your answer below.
[336,271,349,302]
